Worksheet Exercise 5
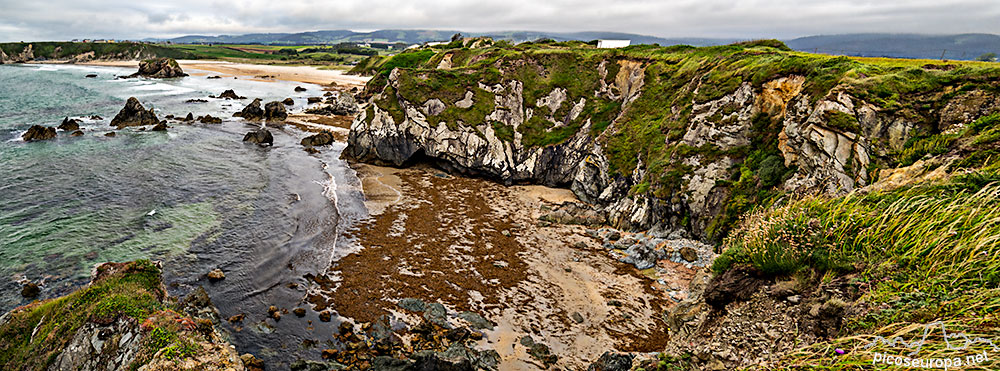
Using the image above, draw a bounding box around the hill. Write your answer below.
[786,33,1000,60]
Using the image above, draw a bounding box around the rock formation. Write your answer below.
[127,58,187,78]
[58,117,80,131]
[110,97,159,128]
[243,129,274,147]
[234,99,264,120]
[218,89,245,99]
[301,131,335,147]
[264,101,288,121]
[306,92,360,116]
[22,125,56,141]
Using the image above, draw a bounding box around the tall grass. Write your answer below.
[714,174,1000,369]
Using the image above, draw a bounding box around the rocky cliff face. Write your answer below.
[345,42,1000,240]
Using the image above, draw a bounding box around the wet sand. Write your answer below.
[306,164,693,369]
[82,60,369,87]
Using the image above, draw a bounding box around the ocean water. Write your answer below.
[0,63,367,367]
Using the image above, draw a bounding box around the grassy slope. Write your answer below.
[354,40,1000,240]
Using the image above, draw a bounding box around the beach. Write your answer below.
[82,60,370,87]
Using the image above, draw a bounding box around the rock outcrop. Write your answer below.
[301,131,335,147]
[234,99,265,120]
[306,92,360,116]
[218,89,245,100]
[243,129,274,146]
[110,97,159,128]
[58,117,80,131]
[264,101,288,121]
[128,58,187,78]
[0,260,251,371]
[22,125,56,141]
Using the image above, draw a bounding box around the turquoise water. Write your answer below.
[0,64,367,368]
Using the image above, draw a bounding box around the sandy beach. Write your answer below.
[83,60,370,87]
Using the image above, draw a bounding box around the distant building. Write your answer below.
[597,40,631,48]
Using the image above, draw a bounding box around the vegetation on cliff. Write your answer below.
[353,38,1000,241]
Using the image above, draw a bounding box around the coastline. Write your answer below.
[81,59,370,87]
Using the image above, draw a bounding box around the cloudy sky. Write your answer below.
[0,0,997,41]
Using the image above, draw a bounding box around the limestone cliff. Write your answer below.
[345,40,1000,241]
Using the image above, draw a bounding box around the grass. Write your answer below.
[712,172,1000,369]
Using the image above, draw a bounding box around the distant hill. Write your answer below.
[162,29,731,46]
[785,33,1000,60]
[160,30,1000,61]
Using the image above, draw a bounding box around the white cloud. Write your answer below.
[0,0,996,41]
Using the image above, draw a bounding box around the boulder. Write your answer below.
[329,91,360,115]
[85,74,97,78]
[587,352,635,371]
[104,132,116,137]
[294,86,307,92]
[129,58,187,78]
[307,97,322,104]
[243,129,274,147]
[207,269,225,282]
[704,266,767,309]
[264,101,288,121]
[235,98,265,120]
[110,97,159,128]
[217,89,245,100]
[21,282,40,298]
[58,117,80,131]
[22,125,56,141]
[282,98,294,105]
[183,113,194,121]
[680,246,699,262]
[151,122,167,131]
[301,131,335,147]
[70,130,84,137]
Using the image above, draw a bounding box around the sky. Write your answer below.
[0,0,998,42]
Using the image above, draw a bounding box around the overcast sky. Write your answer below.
[0,0,998,42]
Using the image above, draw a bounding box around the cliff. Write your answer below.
[344,39,1000,241]
[0,42,195,64]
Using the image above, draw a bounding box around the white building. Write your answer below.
[597,40,631,48]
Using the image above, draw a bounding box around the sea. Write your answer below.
[0,63,368,368]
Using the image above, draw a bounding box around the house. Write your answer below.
[597,40,631,48]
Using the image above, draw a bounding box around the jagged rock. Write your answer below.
[235,99,265,120]
[241,354,265,371]
[151,122,167,131]
[243,129,274,147]
[218,89,245,99]
[128,58,187,78]
[282,98,294,105]
[183,113,194,121]
[207,269,225,282]
[228,314,245,323]
[456,311,493,330]
[110,97,158,128]
[22,125,56,141]
[104,132,116,137]
[264,101,288,121]
[58,117,80,131]
[293,308,306,317]
[21,282,40,298]
[301,131,335,147]
[90,115,102,120]
[399,298,427,312]
[318,311,332,322]
[198,115,222,124]
[185,99,208,103]
[587,352,634,371]
[307,97,322,104]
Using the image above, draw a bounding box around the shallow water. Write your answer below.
[0,63,368,368]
